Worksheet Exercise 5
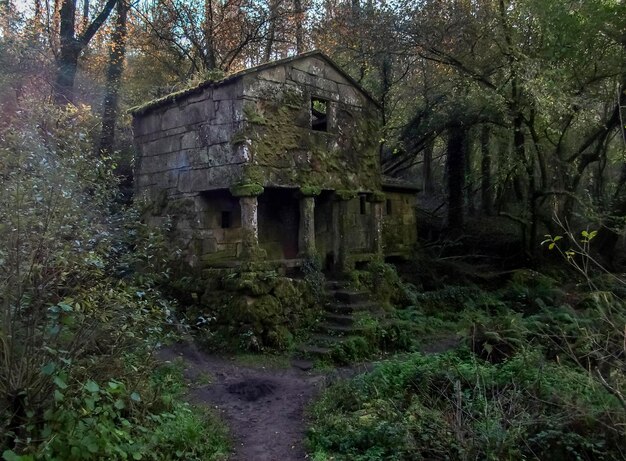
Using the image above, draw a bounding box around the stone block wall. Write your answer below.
[132,53,385,267]
[133,78,247,202]
[382,191,418,255]
[238,55,382,192]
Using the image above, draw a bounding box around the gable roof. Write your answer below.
[130,50,381,116]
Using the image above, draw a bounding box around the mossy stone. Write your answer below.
[300,185,322,197]
[335,189,358,201]
[230,183,264,197]
[367,191,386,203]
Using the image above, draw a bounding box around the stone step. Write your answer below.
[296,344,332,359]
[319,323,364,335]
[334,289,370,304]
[309,333,350,346]
[324,301,378,314]
[323,313,354,326]
[325,280,348,291]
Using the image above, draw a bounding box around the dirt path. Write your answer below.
[158,343,329,461]
[157,337,458,461]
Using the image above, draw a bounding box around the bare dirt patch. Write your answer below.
[157,343,325,461]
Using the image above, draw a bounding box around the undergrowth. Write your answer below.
[307,266,626,460]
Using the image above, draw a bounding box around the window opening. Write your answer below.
[311,97,328,132]
[386,199,392,215]
[221,211,231,229]
[360,195,367,215]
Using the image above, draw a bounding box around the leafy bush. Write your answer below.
[307,350,625,460]
[0,101,229,459]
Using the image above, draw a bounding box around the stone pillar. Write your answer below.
[230,183,264,259]
[298,188,319,257]
[368,191,386,256]
[332,190,357,273]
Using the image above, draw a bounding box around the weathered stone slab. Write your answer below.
[242,77,283,100]
[142,135,181,157]
[183,101,215,125]
[161,107,184,131]
[338,84,364,107]
[136,173,155,187]
[212,81,241,101]
[165,150,191,170]
[291,57,326,77]
[323,65,349,85]
[206,143,246,166]
[257,65,287,83]
[179,165,244,192]
[133,114,161,136]
[214,99,234,125]
[138,154,169,174]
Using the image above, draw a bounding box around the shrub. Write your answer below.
[0,100,229,459]
[307,350,625,460]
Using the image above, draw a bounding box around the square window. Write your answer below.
[311,97,328,132]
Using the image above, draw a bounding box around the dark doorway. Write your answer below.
[258,188,300,259]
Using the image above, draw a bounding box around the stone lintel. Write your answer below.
[297,185,322,197]
[230,183,264,197]
[334,189,358,201]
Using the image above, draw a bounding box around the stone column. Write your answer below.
[368,191,386,256]
[230,183,264,259]
[332,190,357,273]
[297,187,320,258]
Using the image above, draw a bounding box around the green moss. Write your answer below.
[229,183,264,197]
[129,81,209,116]
[243,103,268,125]
[367,191,386,203]
[300,185,322,196]
[335,189,358,200]
[241,164,264,184]
[233,89,382,191]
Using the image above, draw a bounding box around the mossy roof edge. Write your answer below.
[129,50,382,117]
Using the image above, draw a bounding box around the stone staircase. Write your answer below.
[291,280,382,369]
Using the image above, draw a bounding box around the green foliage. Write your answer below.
[0,100,228,459]
[229,183,264,197]
[350,261,416,307]
[308,350,625,460]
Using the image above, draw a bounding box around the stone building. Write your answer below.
[131,51,418,272]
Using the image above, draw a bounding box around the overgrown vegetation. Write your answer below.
[0,102,229,460]
[307,262,626,460]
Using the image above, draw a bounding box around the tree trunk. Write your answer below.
[465,130,475,216]
[55,0,80,104]
[422,139,434,195]
[53,0,117,105]
[263,0,279,63]
[294,0,304,53]
[98,0,128,158]
[480,125,493,215]
[447,125,467,230]
[203,0,217,69]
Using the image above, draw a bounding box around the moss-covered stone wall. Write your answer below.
[197,268,323,351]
[237,55,382,191]
[382,191,418,255]
[132,54,384,267]
[133,79,247,201]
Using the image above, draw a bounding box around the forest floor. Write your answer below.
[158,337,457,460]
